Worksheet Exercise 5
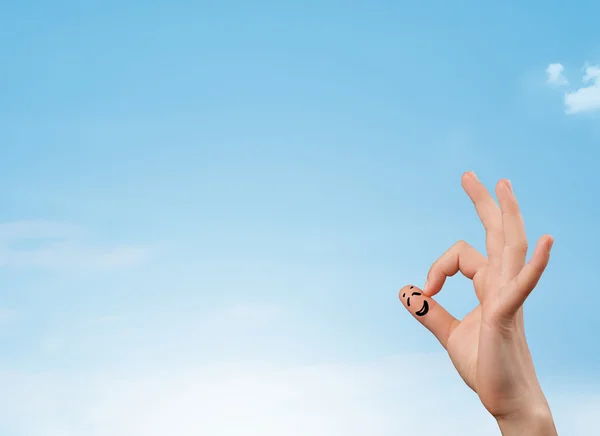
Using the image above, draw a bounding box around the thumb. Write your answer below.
[399,285,458,349]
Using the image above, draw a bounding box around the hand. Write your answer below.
[399,172,557,435]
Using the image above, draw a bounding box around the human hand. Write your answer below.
[399,172,557,435]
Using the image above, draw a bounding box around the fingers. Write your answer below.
[496,179,528,280]
[399,285,459,349]
[462,172,504,265]
[499,235,554,317]
[423,240,487,298]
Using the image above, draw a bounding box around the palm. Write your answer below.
[400,173,553,419]
[446,304,481,391]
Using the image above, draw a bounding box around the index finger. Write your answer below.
[423,240,487,299]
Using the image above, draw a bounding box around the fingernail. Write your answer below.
[469,171,478,181]
[423,279,428,293]
[506,180,513,193]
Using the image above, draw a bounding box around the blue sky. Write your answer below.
[1,1,599,434]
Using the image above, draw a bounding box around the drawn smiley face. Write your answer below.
[401,286,429,317]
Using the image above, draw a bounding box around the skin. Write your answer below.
[399,172,557,435]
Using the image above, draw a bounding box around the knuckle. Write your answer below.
[510,241,528,255]
[455,239,469,250]
[427,264,440,278]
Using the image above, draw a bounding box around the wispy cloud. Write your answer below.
[0,308,19,323]
[546,63,568,86]
[0,354,493,436]
[0,299,594,435]
[206,303,283,326]
[0,353,594,435]
[0,220,150,271]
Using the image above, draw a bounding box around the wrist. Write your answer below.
[496,403,557,436]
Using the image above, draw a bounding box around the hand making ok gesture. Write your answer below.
[399,172,557,435]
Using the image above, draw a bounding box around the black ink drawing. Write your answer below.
[406,290,429,317]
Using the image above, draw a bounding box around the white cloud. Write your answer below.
[0,354,594,436]
[0,220,149,270]
[565,65,600,114]
[0,302,594,435]
[546,63,568,86]
[0,354,495,436]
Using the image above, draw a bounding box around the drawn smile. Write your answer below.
[403,287,429,317]
[415,300,429,317]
